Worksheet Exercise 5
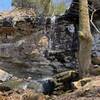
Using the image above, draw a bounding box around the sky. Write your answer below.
[0,0,72,11]
[53,0,72,8]
[53,0,72,4]
[0,0,12,11]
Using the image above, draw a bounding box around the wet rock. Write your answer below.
[0,8,80,97]
[49,61,67,73]
[0,69,12,82]
[40,78,55,94]
[10,59,29,68]
[74,77,100,97]
[28,73,80,95]
[27,77,55,95]
[45,15,79,69]
[27,81,43,93]
[0,43,15,58]
[53,70,79,82]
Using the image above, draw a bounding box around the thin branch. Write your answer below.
[90,20,100,34]
[90,9,100,34]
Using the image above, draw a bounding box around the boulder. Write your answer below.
[27,81,43,93]
[0,79,28,92]
[72,78,92,89]
[10,59,29,68]
[0,69,12,82]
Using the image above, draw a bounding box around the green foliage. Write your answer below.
[48,1,68,16]
[12,0,68,16]
[53,1,67,15]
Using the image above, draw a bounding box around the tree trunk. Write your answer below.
[79,0,93,77]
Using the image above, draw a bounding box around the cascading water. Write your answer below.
[48,16,56,50]
[44,15,79,70]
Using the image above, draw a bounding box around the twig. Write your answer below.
[90,9,100,34]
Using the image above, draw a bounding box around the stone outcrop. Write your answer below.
[0,6,80,82]
[52,70,79,95]
[0,89,46,100]
[55,76,100,100]
[0,2,99,98]
[72,77,92,89]
[45,15,79,69]
[0,69,12,82]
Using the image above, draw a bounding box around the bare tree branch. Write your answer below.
[90,9,100,34]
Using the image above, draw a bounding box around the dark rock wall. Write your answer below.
[44,15,79,69]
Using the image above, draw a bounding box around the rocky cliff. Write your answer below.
[0,2,99,99]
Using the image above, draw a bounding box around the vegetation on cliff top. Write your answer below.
[12,0,68,16]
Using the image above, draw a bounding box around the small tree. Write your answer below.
[79,0,93,77]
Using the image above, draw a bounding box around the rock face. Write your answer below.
[0,70,79,96]
[0,7,80,81]
[92,33,100,65]
[90,0,100,9]
[0,9,53,79]
[45,16,79,69]
[0,69,12,82]
[0,3,99,100]
[72,78,92,89]
[55,76,100,100]
[52,70,79,95]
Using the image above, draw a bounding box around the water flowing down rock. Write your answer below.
[0,9,80,81]
[45,15,79,69]
[0,2,100,98]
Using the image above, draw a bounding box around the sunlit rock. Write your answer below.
[0,69,12,82]
[72,78,92,89]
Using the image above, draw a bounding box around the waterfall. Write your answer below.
[48,16,56,50]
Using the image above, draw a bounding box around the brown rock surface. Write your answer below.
[55,76,100,100]
[0,89,46,100]
[72,77,92,89]
[92,56,100,65]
